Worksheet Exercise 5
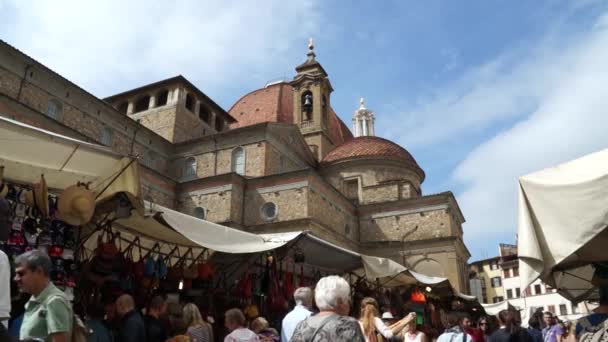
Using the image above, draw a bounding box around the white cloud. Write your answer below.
[454,12,608,256]
[0,0,320,98]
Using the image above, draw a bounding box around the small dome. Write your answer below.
[321,136,425,180]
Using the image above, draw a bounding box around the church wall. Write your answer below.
[359,208,452,243]
[265,145,303,176]
[243,185,308,226]
[322,163,422,204]
[308,186,359,242]
[132,104,179,142]
[0,43,173,179]
[172,100,208,143]
[140,170,177,208]
[361,183,400,204]
[176,142,267,180]
[363,238,468,292]
[178,187,235,223]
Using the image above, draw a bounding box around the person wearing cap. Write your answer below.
[0,197,12,330]
[15,249,73,342]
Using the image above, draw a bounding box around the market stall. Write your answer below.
[518,148,608,302]
[0,115,149,328]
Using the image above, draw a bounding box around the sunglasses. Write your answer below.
[479,323,488,326]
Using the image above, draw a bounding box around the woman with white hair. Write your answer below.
[291,275,365,342]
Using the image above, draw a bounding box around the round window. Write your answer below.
[193,207,206,220]
[261,202,278,221]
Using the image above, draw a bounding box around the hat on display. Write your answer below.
[57,183,95,226]
[24,175,49,218]
[0,197,11,241]
[0,167,8,198]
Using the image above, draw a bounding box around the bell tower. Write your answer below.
[290,39,335,160]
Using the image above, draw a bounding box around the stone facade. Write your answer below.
[0,39,471,292]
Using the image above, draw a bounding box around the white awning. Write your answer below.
[153,204,294,253]
[517,148,608,301]
[0,116,122,190]
[481,300,518,315]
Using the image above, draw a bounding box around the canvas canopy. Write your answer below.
[0,116,123,190]
[83,201,298,263]
[481,300,518,316]
[518,148,608,301]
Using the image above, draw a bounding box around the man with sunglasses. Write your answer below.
[15,249,72,342]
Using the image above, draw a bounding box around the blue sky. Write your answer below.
[2,0,608,261]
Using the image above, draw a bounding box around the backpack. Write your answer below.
[579,317,608,342]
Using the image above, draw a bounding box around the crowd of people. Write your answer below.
[1,249,607,342]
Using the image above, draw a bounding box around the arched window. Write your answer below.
[301,91,313,121]
[46,99,62,120]
[185,93,195,112]
[198,105,210,123]
[184,157,197,177]
[231,147,245,175]
[134,95,150,113]
[193,207,206,220]
[117,101,128,114]
[215,118,224,132]
[100,127,114,146]
[156,89,169,106]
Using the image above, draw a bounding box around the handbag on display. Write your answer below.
[91,227,119,276]
[269,258,287,312]
[197,250,215,280]
[168,248,187,282]
[133,239,145,278]
[144,243,160,277]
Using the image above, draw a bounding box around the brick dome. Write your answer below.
[228,82,353,145]
[321,136,425,179]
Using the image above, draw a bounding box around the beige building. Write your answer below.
[469,257,507,303]
[0,39,471,292]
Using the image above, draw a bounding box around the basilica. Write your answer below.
[0,39,470,292]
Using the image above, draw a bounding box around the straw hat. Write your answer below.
[24,175,49,218]
[0,167,8,198]
[57,183,95,226]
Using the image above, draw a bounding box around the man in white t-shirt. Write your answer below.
[0,197,12,329]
